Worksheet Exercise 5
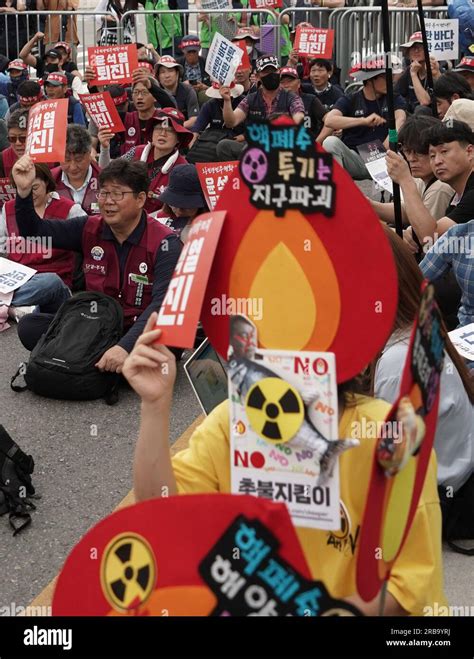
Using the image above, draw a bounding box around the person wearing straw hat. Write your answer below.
[395,32,442,114]
[323,56,406,180]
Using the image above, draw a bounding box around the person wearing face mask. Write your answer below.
[98,107,193,215]
[217,55,305,161]
[0,60,29,108]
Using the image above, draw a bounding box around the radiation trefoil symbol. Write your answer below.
[245,377,304,444]
[100,533,156,612]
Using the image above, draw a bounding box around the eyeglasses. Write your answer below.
[8,134,27,144]
[96,190,137,201]
[132,89,152,97]
[153,125,175,135]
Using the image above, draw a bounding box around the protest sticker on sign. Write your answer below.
[357,140,394,196]
[0,178,16,207]
[88,44,138,86]
[249,0,282,8]
[449,323,474,362]
[79,92,125,133]
[25,98,68,163]
[0,257,36,294]
[196,161,239,210]
[205,33,243,87]
[425,18,458,61]
[155,211,226,348]
[294,25,334,59]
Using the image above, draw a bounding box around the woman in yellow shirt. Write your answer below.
[123,315,447,616]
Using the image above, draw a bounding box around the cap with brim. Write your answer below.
[156,56,183,76]
[45,72,68,86]
[443,99,474,132]
[181,35,201,52]
[280,66,299,79]
[350,57,386,81]
[233,28,259,41]
[256,55,279,73]
[137,60,154,73]
[54,41,71,55]
[8,59,27,71]
[159,164,206,208]
[44,49,60,60]
[150,108,194,147]
[206,81,244,99]
[453,56,474,73]
[107,85,128,106]
[400,32,423,49]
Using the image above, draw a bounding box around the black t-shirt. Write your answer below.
[333,90,406,150]
[394,68,429,114]
[445,172,474,224]
[301,82,344,111]
[36,59,76,86]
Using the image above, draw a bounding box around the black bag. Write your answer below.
[11,292,123,403]
[0,425,36,535]
[186,128,232,164]
[439,473,474,555]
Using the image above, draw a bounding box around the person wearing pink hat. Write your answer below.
[396,32,442,113]
[155,56,199,129]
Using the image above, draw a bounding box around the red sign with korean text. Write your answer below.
[79,92,125,133]
[88,44,138,87]
[249,0,282,7]
[236,42,251,72]
[294,26,334,59]
[155,211,226,348]
[0,178,16,207]
[196,162,239,211]
[25,98,68,163]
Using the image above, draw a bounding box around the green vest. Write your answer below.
[144,0,182,50]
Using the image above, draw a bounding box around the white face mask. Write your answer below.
[246,45,253,55]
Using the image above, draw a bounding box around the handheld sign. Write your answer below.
[79,92,125,133]
[25,98,68,163]
[205,33,243,87]
[294,25,334,59]
[249,0,282,8]
[425,18,459,61]
[0,258,36,295]
[357,140,394,196]
[155,211,226,348]
[88,44,138,87]
[196,161,239,211]
[0,178,16,207]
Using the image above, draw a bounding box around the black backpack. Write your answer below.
[11,292,123,403]
[0,425,36,535]
[439,474,474,556]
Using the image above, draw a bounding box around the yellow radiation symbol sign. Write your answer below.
[245,377,304,444]
[100,533,156,612]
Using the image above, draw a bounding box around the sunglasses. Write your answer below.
[8,134,27,144]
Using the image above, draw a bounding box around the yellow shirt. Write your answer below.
[172,395,447,615]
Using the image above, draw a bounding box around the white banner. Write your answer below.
[205,32,243,87]
[0,258,37,295]
[425,18,459,61]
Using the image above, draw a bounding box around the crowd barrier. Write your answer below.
[0,6,449,81]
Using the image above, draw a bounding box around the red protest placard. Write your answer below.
[0,178,16,207]
[235,42,251,72]
[25,98,68,163]
[79,92,125,133]
[294,26,334,59]
[249,0,282,7]
[88,44,138,87]
[155,211,226,348]
[196,161,239,211]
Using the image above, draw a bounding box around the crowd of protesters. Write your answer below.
[0,0,472,616]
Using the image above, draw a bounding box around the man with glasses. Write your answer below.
[11,156,182,374]
[0,108,28,179]
[51,125,101,216]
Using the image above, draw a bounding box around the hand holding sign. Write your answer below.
[25,98,68,163]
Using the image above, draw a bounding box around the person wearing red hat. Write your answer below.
[3,80,43,123]
[0,59,29,107]
[176,35,211,107]
[156,56,200,129]
[98,107,193,215]
[44,71,86,125]
[453,56,474,92]
[396,32,442,114]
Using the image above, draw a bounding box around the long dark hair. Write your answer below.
[374,225,474,402]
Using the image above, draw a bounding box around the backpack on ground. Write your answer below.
[439,473,474,556]
[0,425,36,535]
[11,292,123,403]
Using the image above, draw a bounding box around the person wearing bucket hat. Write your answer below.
[453,56,474,91]
[99,107,193,214]
[177,35,211,105]
[156,56,200,129]
[44,72,86,126]
[155,163,208,241]
[396,32,442,114]
[324,55,406,180]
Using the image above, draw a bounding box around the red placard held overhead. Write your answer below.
[294,25,334,59]
[79,92,125,133]
[196,162,239,211]
[154,211,226,348]
[25,98,68,163]
[88,44,138,87]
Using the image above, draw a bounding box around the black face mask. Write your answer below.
[260,72,280,91]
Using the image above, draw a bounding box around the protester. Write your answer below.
[155,56,199,129]
[44,72,86,126]
[0,60,29,107]
[4,81,43,123]
[217,55,305,160]
[433,71,474,120]
[155,163,208,241]
[19,32,81,80]
[396,32,441,113]
[323,57,406,180]
[123,311,446,616]
[374,226,474,497]
[453,56,474,92]
[420,220,474,328]
[443,98,474,132]
[51,125,101,215]
[176,35,210,106]
[88,84,130,158]
[231,28,259,68]
[280,66,327,140]
[370,115,454,223]
[11,156,182,371]
[98,108,192,214]
[302,58,344,110]
[0,109,29,178]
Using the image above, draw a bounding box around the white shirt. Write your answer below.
[61,165,93,206]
